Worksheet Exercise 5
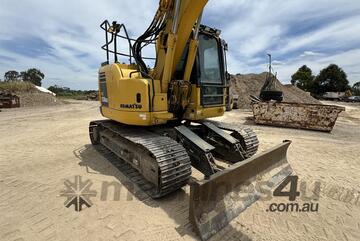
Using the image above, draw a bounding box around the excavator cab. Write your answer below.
[174,25,230,120]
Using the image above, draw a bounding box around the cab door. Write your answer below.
[198,33,226,107]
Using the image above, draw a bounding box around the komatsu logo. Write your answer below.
[120,103,142,109]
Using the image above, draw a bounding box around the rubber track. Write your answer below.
[207,121,259,158]
[90,120,191,198]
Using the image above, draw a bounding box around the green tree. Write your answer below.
[313,64,350,94]
[48,85,70,94]
[352,81,360,96]
[291,65,315,92]
[4,70,20,82]
[20,68,44,86]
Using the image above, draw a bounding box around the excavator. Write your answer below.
[89,0,292,240]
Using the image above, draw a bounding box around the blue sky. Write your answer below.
[0,0,359,89]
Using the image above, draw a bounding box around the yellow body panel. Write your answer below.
[101,107,173,126]
[99,63,225,125]
[184,85,226,120]
[99,63,174,126]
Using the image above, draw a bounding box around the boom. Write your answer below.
[133,0,208,93]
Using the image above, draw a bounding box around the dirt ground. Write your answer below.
[0,100,359,241]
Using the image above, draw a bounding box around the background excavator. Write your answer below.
[89,0,292,240]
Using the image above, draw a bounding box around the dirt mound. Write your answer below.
[0,81,61,107]
[230,72,321,108]
[16,91,60,107]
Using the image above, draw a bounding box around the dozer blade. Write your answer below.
[189,141,292,240]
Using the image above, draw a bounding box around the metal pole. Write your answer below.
[105,22,109,62]
[268,54,271,74]
[172,0,181,33]
[114,32,118,63]
[194,11,203,40]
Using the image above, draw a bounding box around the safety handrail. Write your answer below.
[100,20,156,64]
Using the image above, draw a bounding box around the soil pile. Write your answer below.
[16,91,60,107]
[0,81,61,107]
[230,72,321,108]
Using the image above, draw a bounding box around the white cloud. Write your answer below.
[300,51,323,58]
[278,15,360,55]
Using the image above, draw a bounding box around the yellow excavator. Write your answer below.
[90,0,292,240]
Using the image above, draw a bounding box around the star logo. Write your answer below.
[60,176,97,212]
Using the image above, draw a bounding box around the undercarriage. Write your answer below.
[89,119,259,196]
[89,120,291,240]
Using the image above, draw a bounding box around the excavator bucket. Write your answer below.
[189,141,292,240]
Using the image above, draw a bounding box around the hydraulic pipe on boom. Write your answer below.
[151,0,208,93]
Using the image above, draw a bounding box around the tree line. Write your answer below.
[1,69,45,86]
[291,64,360,96]
[47,85,97,99]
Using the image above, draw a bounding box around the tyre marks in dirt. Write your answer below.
[0,176,67,241]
